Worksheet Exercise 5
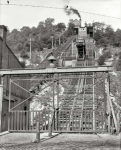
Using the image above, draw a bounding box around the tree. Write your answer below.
[98,55,105,65]
[55,23,66,32]
[65,19,75,37]
[114,29,121,47]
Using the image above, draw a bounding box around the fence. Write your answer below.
[9,109,108,133]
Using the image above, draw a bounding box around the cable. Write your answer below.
[0,3,121,20]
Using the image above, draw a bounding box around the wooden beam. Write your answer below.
[0,76,3,132]
[93,72,96,131]
[0,66,113,75]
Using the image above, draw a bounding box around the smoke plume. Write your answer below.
[64,6,81,20]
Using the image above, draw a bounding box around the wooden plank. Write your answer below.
[17,111,19,130]
[20,112,22,130]
[45,109,47,130]
[32,111,34,130]
[62,111,64,130]
[41,111,43,131]
[79,112,81,131]
[87,112,89,130]
[47,110,49,131]
[0,66,113,75]
[72,111,74,131]
[35,111,37,130]
[38,111,40,130]
[23,111,25,130]
[26,111,29,130]
[29,111,31,130]
[85,111,87,130]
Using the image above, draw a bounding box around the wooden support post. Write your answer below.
[53,79,55,130]
[116,110,120,135]
[106,73,111,133]
[36,122,40,142]
[93,72,96,132]
[0,76,3,132]
[48,123,52,137]
[53,79,55,109]
[48,110,54,137]
[103,75,107,131]
[56,75,59,130]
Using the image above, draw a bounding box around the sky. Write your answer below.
[0,0,121,31]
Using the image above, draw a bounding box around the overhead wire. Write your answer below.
[0,3,121,20]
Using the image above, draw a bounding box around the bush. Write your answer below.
[114,52,118,57]
[98,55,106,65]
[116,59,121,71]
[118,52,121,59]
[103,50,112,59]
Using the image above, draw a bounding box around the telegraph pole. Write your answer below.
[30,37,32,60]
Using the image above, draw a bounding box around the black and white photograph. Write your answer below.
[0,0,121,149]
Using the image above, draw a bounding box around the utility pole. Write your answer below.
[51,36,54,50]
[30,37,32,60]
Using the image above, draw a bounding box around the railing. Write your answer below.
[9,110,52,132]
[9,109,107,133]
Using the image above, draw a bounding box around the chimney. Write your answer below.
[0,25,7,69]
[0,25,7,43]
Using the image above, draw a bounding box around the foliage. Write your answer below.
[6,18,68,65]
[103,50,112,59]
[98,55,106,65]
[93,22,121,48]
[110,72,121,106]
[7,19,121,67]
[98,50,112,65]
[64,19,75,37]
[20,51,29,59]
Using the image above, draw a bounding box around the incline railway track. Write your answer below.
[30,35,76,90]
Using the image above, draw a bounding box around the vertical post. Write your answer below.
[52,37,54,49]
[8,77,12,131]
[106,73,111,133]
[103,75,107,131]
[56,74,59,130]
[36,122,40,142]
[9,77,12,111]
[53,78,55,130]
[93,72,96,132]
[72,42,73,57]
[48,110,54,137]
[83,45,84,59]
[30,37,31,60]
[0,76,3,132]
[53,79,55,109]
[57,74,59,108]
[116,110,120,134]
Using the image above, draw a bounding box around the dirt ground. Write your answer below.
[0,133,121,150]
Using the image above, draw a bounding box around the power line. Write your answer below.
[0,3,121,20]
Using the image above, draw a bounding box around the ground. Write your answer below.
[0,133,121,150]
